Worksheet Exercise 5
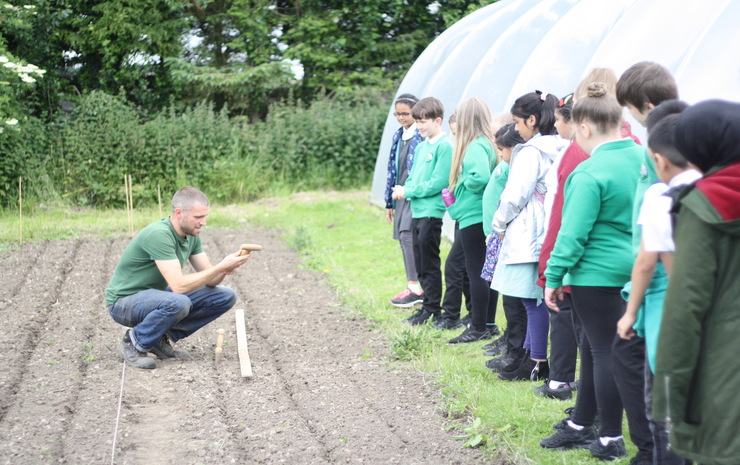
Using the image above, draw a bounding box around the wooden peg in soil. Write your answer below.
[238,243,263,256]
[235,309,253,378]
[215,328,225,365]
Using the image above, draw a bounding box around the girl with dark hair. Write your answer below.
[489,91,567,381]
[480,123,528,366]
[385,93,425,307]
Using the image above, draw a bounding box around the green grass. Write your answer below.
[0,189,638,464]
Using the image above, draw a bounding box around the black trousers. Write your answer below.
[459,223,497,331]
[613,333,654,454]
[502,295,527,349]
[548,293,579,383]
[411,217,443,314]
[441,222,471,319]
[569,286,624,437]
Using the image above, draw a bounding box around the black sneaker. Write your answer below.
[448,326,492,344]
[482,334,508,357]
[390,288,424,308]
[150,335,190,359]
[628,450,652,465]
[534,381,573,400]
[498,359,549,381]
[540,423,596,450]
[588,437,627,461]
[487,347,527,373]
[460,314,472,327]
[405,309,439,326]
[116,331,156,369]
[552,406,576,431]
[432,317,465,330]
[484,324,501,338]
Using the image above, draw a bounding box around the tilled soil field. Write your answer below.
[0,226,491,465]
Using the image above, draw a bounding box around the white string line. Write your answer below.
[111,359,127,465]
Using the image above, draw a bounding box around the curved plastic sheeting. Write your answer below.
[371,0,740,207]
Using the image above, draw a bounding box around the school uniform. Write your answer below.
[493,134,566,361]
[545,138,645,439]
[624,169,701,465]
[403,133,453,314]
[385,124,424,283]
[447,136,497,331]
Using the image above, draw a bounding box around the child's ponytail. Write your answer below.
[510,91,559,136]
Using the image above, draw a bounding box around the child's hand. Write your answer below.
[386,208,394,224]
[617,313,637,340]
[391,185,406,200]
[544,287,563,311]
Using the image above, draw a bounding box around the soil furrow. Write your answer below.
[0,239,82,426]
[0,227,489,465]
[0,240,45,302]
[0,238,95,463]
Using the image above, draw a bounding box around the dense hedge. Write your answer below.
[0,91,388,208]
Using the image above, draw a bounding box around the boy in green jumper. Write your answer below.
[392,97,452,325]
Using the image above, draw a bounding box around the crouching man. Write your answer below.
[106,186,250,369]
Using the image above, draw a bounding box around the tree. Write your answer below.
[166,0,294,119]
[2,0,187,112]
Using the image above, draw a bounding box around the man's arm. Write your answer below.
[156,252,249,294]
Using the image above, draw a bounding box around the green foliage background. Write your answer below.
[0,0,499,209]
[1,90,387,208]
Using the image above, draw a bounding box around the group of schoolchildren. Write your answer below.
[383,61,740,465]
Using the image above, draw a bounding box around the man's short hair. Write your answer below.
[172,187,209,213]
[616,62,678,111]
[411,97,444,121]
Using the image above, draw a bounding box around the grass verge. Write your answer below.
[0,189,637,464]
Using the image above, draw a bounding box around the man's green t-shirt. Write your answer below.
[105,218,203,306]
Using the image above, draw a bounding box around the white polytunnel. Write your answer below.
[370,0,740,211]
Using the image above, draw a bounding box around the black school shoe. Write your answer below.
[534,381,573,400]
[487,347,527,373]
[482,332,508,356]
[588,438,627,461]
[498,359,549,381]
[448,326,493,344]
[432,317,465,330]
[540,423,596,450]
[404,309,440,326]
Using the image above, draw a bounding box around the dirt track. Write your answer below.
[0,226,491,465]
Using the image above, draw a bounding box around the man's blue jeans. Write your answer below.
[108,286,237,352]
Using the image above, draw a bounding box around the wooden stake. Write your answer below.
[18,176,22,244]
[215,328,225,365]
[234,309,253,378]
[127,174,134,237]
[157,184,162,218]
[124,175,131,236]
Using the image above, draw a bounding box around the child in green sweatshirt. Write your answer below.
[392,97,452,326]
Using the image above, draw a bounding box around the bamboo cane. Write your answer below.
[18,176,22,244]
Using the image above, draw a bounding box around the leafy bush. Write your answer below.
[1,89,388,209]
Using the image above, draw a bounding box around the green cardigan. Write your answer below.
[545,138,647,288]
[403,134,453,219]
[482,160,509,236]
[447,136,495,229]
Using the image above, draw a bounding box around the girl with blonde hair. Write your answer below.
[446,98,500,343]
